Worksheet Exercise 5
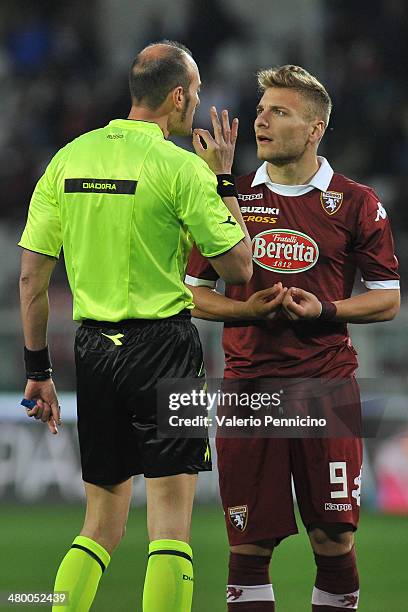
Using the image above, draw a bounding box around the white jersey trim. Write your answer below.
[363,279,400,290]
[251,156,334,196]
[185,274,217,288]
[227,584,275,603]
[312,587,359,609]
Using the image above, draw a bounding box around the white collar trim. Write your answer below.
[250,156,334,196]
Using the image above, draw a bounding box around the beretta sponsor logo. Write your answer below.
[252,229,319,273]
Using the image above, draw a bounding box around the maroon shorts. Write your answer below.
[216,377,363,546]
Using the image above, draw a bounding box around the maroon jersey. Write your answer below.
[186,158,399,379]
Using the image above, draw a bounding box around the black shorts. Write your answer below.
[74,313,211,485]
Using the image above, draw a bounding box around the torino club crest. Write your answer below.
[228,505,248,531]
[321,191,343,215]
[227,587,243,602]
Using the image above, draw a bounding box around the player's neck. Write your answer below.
[265,155,320,186]
[127,106,170,138]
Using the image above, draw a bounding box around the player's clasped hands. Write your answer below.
[281,287,323,320]
[242,284,323,321]
[242,283,287,319]
[192,106,239,174]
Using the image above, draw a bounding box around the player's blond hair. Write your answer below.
[257,65,332,126]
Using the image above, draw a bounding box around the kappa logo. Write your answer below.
[321,191,343,215]
[227,587,243,601]
[338,594,359,607]
[101,333,125,346]
[325,502,352,511]
[228,505,248,531]
[375,201,387,222]
[238,193,263,201]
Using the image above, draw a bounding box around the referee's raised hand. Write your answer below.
[193,106,239,174]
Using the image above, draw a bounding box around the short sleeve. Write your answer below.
[172,157,244,258]
[18,153,63,258]
[354,190,400,290]
[185,244,220,288]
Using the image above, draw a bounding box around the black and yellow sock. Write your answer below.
[143,539,194,612]
[52,535,110,611]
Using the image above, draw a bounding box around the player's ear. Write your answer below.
[309,120,325,144]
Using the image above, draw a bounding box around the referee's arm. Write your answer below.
[20,249,60,434]
[20,250,57,350]
[208,193,252,285]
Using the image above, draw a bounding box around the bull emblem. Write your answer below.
[321,191,343,215]
[339,594,359,607]
[227,587,243,601]
[228,505,248,531]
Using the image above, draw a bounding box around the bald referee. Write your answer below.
[19,40,252,612]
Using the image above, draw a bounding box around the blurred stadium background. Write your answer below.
[0,0,407,610]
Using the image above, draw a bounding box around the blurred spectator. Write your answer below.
[183,0,243,73]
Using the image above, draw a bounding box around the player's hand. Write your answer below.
[282,287,322,321]
[23,378,61,435]
[192,106,238,174]
[242,283,288,319]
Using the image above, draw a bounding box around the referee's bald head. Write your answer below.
[129,40,195,110]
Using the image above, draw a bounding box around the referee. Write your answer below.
[19,40,252,612]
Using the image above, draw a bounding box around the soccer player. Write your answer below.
[186,65,400,611]
[18,40,252,612]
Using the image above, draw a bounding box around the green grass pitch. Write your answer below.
[0,505,406,611]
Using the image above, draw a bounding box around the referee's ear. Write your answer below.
[172,85,185,111]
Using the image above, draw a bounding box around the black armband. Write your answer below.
[216,174,238,198]
[24,346,52,381]
[319,301,337,322]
